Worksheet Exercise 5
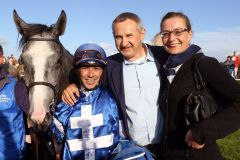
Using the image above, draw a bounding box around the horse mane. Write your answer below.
[19,24,53,49]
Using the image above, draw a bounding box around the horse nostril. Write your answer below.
[41,112,52,132]
[27,116,35,127]
[28,119,40,133]
[28,113,52,132]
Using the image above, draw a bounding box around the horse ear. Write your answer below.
[52,10,67,36]
[13,9,29,35]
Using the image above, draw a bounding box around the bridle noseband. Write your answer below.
[27,81,57,114]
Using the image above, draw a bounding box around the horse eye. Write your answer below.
[56,58,61,65]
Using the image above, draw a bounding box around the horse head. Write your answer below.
[13,10,74,132]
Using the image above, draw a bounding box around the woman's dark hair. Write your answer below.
[160,12,192,31]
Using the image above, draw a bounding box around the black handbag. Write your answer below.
[184,56,218,125]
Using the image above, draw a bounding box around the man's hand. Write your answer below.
[61,84,79,106]
[185,130,205,149]
[25,134,31,143]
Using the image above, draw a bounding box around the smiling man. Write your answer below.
[51,43,120,160]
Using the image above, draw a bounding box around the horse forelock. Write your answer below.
[19,24,54,49]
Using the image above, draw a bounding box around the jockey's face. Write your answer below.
[79,66,103,90]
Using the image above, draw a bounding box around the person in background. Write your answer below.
[8,54,19,69]
[231,51,239,79]
[159,11,240,160]
[0,45,8,67]
[152,32,163,46]
[0,57,30,159]
[61,12,167,159]
[224,55,234,76]
[0,45,18,77]
[0,45,3,64]
[17,64,25,82]
[51,43,120,160]
[8,54,14,65]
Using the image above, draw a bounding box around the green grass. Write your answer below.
[216,81,240,160]
[217,129,240,160]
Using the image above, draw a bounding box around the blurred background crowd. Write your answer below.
[0,44,24,80]
[223,51,240,79]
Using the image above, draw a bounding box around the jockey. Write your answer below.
[51,43,120,160]
[0,63,29,160]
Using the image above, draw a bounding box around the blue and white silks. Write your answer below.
[51,86,120,160]
[0,77,26,160]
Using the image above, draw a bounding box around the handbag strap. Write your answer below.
[193,55,207,90]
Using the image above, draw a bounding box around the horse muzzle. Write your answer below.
[28,112,52,133]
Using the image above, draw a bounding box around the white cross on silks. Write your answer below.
[67,104,114,160]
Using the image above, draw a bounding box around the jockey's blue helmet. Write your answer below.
[73,43,107,67]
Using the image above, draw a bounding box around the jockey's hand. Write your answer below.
[185,130,205,149]
[62,84,79,106]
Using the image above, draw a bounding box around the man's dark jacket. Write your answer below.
[102,44,168,139]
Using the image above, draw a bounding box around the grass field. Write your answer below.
[217,129,240,160]
[217,80,240,160]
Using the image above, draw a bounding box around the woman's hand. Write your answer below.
[185,130,205,149]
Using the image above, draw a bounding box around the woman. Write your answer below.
[160,12,240,160]
[224,56,234,76]
[232,51,239,78]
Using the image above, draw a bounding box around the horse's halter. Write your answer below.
[17,36,65,160]
[21,37,61,114]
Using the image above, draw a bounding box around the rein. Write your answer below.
[29,128,60,160]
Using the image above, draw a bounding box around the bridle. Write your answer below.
[27,81,58,114]
[21,37,62,160]
[21,37,61,114]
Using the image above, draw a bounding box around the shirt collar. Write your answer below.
[124,43,155,65]
[79,85,102,99]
